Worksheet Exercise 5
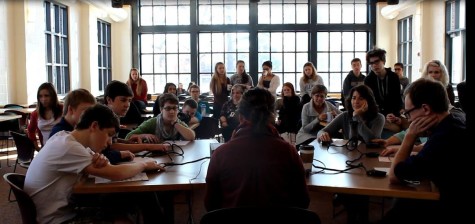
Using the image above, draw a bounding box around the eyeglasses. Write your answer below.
[163,106,178,111]
[403,106,419,119]
[369,59,381,65]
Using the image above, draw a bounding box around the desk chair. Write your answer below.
[0,112,22,168]
[200,206,321,224]
[9,131,36,202]
[3,173,38,224]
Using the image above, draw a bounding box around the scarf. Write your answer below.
[155,113,178,141]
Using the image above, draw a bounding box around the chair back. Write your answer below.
[10,131,36,163]
[3,173,38,224]
[194,117,220,139]
[3,104,26,108]
[200,206,321,224]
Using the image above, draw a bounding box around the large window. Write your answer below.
[397,16,413,81]
[446,0,465,85]
[45,1,69,94]
[97,19,112,92]
[133,0,375,94]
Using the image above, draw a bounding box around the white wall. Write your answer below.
[0,0,132,105]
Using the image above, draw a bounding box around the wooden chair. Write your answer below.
[201,206,321,224]
[3,173,37,224]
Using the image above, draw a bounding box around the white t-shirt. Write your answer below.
[24,131,92,224]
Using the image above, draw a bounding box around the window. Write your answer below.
[397,16,413,80]
[133,0,375,94]
[446,0,465,85]
[97,20,111,92]
[45,1,69,94]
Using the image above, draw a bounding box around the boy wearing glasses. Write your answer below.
[382,78,468,223]
[126,93,195,143]
[364,48,404,137]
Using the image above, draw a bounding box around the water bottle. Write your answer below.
[200,104,206,116]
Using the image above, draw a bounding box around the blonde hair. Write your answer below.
[126,68,143,96]
[302,62,318,83]
[210,62,227,95]
[420,60,449,87]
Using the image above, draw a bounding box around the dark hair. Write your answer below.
[351,58,361,64]
[163,83,177,95]
[366,48,387,63]
[238,88,275,133]
[236,60,249,84]
[345,85,379,121]
[183,98,198,109]
[62,88,96,116]
[394,62,404,68]
[75,104,120,133]
[404,78,449,113]
[188,84,200,93]
[159,93,179,108]
[262,60,273,69]
[36,82,62,120]
[281,82,296,97]
[104,80,133,105]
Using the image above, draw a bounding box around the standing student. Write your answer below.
[299,61,323,97]
[126,68,148,111]
[275,82,302,143]
[24,104,165,224]
[27,82,63,149]
[205,88,310,211]
[257,60,280,96]
[230,60,254,88]
[341,58,365,109]
[382,78,468,223]
[209,62,231,119]
[393,62,409,98]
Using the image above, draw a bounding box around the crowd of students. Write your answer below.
[17,46,468,223]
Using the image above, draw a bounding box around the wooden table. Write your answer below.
[0,108,35,114]
[73,139,215,194]
[306,139,439,200]
[73,139,439,201]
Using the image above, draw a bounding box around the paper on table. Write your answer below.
[378,151,418,163]
[164,140,190,146]
[94,172,149,184]
[374,167,390,173]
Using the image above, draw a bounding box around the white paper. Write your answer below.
[94,172,149,184]
[374,167,390,173]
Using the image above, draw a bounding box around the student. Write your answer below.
[383,78,468,223]
[257,60,280,96]
[364,48,403,137]
[104,81,170,154]
[318,84,384,144]
[205,88,310,211]
[420,59,455,105]
[125,93,195,143]
[299,61,323,97]
[209,62,231,119]
[24,104,164,224]
[189,84,211,116]
[125,68,148,111]
[230,60,254,88]
[275,82,302,142]
[393,62,409,98]
[219,84,246,142]
[27,82,63,149]
[296,85,341,145]
[178,98,201,128]
[341,58,365,109]
[153,82,178,116]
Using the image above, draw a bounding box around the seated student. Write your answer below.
[28,82,63,149]
[153,82,177,117]
[382,78,469,223]
[219,84,246,142]
[125,93,195,143]
[189,84,211,116]
[296,85,341,145]
[24,104,165,224]
[205,88,310,211]
[317,84,385,144]
[178,99,201,128]
[104,81,170,157]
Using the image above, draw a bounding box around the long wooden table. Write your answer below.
[73,139,439,201]
[306,139,439,200]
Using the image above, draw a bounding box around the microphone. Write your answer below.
[348,120,359,150]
